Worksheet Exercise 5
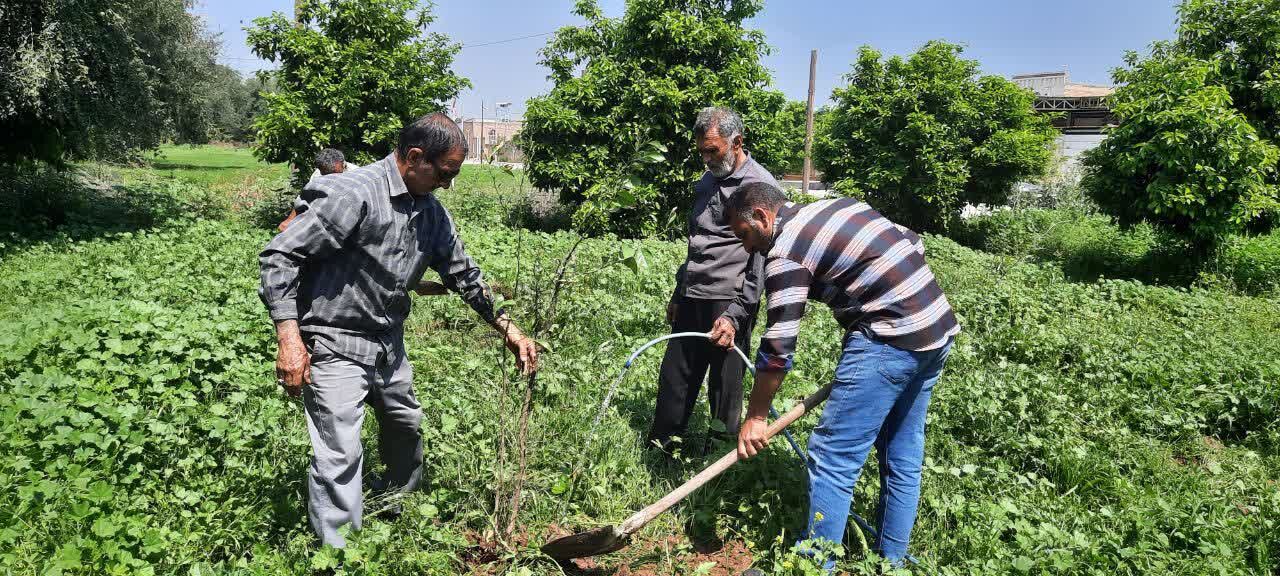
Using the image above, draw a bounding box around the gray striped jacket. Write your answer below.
[259,154,499,366]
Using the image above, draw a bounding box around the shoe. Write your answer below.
[741,569,766,576]
[373,502,403,521]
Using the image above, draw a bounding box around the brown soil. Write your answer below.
[465,524,753,575]
[556,530,753,576]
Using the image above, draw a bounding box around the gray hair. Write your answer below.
[397,112,469,161]
[314,148,346,174]
[723,181,787,223]
[693,106,744,141]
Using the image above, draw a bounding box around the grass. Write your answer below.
[1,145,1277,575]
[141,144,290,187]
[954,207,1280,297]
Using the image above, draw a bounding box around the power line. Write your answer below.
[460,31,554,49]
[218,29,559,68]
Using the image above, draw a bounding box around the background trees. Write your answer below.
[520,0,794,237]
[815,42,1058,233]
[0,0,221,163]
[1081,0,1280,253]
[247,0,469,179]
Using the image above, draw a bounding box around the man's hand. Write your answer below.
[415,281,448,296]
[495,316,539,376]
[738,416,769,459]
[274,320,311,397]
[666,299,678,325]
[708,316,736,349]
[507,335,540,376]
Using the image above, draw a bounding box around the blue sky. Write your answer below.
[196,0,1178,120]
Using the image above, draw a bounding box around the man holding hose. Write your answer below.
[258,113,539,548]
[648,106,781,454]
[724,182,960,571]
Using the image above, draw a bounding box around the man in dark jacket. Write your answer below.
[647,106,781,453]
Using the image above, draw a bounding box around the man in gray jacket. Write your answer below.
[647,106,780,453]
[259,113,539,547]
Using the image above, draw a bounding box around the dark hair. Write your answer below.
[724,181,787,223]
[314,148,346,175]
[693,106,744,140]
[396,112,469,162]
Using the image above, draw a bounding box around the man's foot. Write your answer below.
[741,568,766,576]
[373,502,402,521]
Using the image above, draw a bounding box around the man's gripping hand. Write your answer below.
[708,315,736,349]
[274,319,311,397]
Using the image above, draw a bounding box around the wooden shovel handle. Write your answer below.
[617,382,833,536]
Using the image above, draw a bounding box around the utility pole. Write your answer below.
[294,0,304,27]
[802,49,818,195]
[479,99,485,162]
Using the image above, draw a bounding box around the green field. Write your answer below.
[1,146,1277,575]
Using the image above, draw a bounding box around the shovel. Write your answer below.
[541,381,834,561]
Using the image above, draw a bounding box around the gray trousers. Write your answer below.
[304,341,423,547]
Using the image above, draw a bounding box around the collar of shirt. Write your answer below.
[772,201,800,242]
[716,150,754,183]
[383,153,412,199]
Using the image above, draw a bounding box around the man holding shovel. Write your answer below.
[724,182,960,571]
[258,112,539,548]
[648,106,780,453]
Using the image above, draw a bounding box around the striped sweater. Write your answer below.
[756,198,960,373]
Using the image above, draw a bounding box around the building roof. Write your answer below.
[458,117,524,124]
[1063,83,1113,97]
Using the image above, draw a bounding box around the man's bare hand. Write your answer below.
[666,299,678,325]
[507,335,540,376]
[415,281,448,296]
[274,320,311,397]
[708,316,736,349]
[737,416,769,459]
[495,316,540,376]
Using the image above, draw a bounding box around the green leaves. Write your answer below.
[248,0,469,178]
[1,0,222,164]
[1081,3,1280,253]
[620,243,648,273]
[816,41,1057,233]
[522,0,788,237]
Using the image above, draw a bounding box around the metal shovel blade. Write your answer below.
[541,525,628,561]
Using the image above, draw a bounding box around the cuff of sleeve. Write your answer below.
[754,350,793,373]
[268,300,298,321]
[722,302,747,331]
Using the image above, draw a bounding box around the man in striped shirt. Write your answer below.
[723,182,959,570]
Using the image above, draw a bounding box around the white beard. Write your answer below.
[707,152,736,178]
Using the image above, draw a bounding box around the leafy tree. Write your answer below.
[193,66,276,144]
[815,42,1057,233]
[763,101,827,177]
[1082,0,1280,252]
[247,0,469,180]
[521,0,789,237]
[0,0,219,163]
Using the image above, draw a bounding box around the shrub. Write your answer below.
[815,41,1057,233]
[247,0,468,180]
[1213,232,1280,295]
[1081,0,1280,253]
[520,0,790,237]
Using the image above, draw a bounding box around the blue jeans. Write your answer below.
[798,330,952,570]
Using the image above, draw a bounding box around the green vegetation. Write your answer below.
[1081,0,1280,253]
[815,41,1058,233]
[247,0,469,177]
[0,146,1277,575]
[0,0,260,163]
[955,207,1280,296]
[521,0,798,237]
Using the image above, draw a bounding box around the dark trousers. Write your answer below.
[647,296,757,451]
